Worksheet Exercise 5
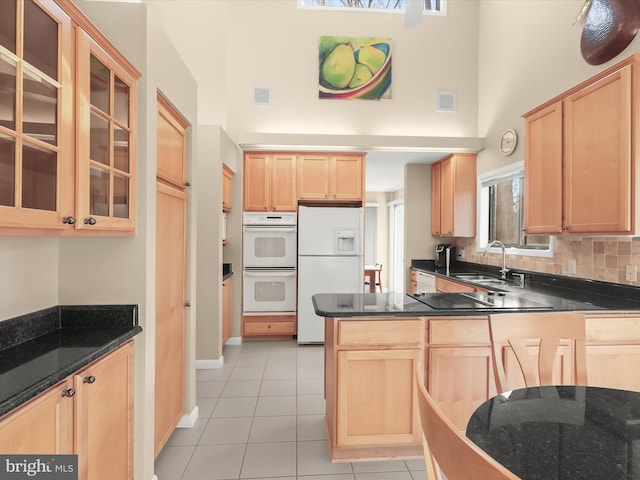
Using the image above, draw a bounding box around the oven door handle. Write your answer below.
[243,226,297,233]
[243,270,297,277]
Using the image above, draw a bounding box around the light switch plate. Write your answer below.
[567,259,576,275]
[625,264,638,282]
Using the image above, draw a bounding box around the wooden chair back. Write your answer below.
[415,368,521,480]
[488,312,588,393]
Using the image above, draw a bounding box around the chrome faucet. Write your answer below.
[484,240,509,279]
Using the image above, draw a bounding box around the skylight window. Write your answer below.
[298,0,447,16]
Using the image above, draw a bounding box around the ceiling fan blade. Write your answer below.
[404,0,423,28]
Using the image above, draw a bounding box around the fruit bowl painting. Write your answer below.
[318,36,392,100]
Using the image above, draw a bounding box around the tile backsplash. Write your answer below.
[454,236,640,287]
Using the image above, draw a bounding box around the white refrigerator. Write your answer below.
[297,205,364,343]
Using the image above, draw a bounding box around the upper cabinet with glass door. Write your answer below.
[75,30,138,232]
[0,0,74,229]
[0,0,139,234]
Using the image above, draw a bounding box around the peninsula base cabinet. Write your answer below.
[324,318,424,462]
[324,312,640,460]
[0,342,134,480]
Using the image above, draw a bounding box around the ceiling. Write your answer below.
[365,150,448,192]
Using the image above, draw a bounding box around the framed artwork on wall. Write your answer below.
[318,36,392,100]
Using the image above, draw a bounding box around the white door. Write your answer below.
[298,206,363,256]
[297,255,363,343]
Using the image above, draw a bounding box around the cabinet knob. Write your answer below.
[62,216,76,225]
[562,225,569,231]
[185,182,191,187]
[61,388,76,397]
[185,302,191,308]
[83,375,96,384]
[84,217,97,225]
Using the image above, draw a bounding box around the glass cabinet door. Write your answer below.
[76,31,137,231]
[0,0,74,229]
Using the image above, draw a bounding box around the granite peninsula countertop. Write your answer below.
[0,305,142,417]
[312,260,640,318]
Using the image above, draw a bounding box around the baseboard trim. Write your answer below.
[195,357,224,369]
[225,336,242,345]
[177,405,199,428]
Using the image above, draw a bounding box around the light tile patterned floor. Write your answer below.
[155,339,429,480]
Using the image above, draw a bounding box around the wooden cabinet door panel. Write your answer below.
[524,101,563,234]
[155,181,187,456]
[332,154,363,200]
[564,66,632,233]
[157,96,188,187]
[222,165,233,212]
[431,162,442,236]
[586,344,640,391]
[244,153,270,211]
[337,349,421,447]
[75,342,133,480]
[440,157,455,236]
[298,154,331,200]
[428,347,496,431]
[0,379,74,454]
[271,154,297,211]
[436,277,476,293]
[222,277,232,343]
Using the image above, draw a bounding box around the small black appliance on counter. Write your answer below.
[435,244,456,272]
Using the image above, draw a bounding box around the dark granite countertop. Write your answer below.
[466,385,640,480]
[411,259,640,311]
[312,260,640,318]
[0,305,142,417]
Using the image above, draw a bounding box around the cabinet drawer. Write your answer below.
[338,320,422,347]
[428,318,490,345]
[586,314,640,343]
[243,315,296,337]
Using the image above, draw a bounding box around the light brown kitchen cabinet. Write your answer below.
[222,276,233,343]
[242,314,297,338]
[222,165,233,212]
[524,101,563,234]
[298,153,364,202]
[436,277,477,293]
[0,341,134,480]
[431,153,476,237]
[243,152,297,211]
[0,379,74,455]
[325,318,424,461]
[0,0,74,230]
[0,0,140,234]
[75,341,134,480]
[524,55,639,235]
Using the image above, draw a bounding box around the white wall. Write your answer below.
[0,237,58,320]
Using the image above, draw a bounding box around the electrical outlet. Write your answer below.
[625,264,638,282]
[567,259,576,275]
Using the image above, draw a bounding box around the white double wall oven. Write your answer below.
[242,212,297,314]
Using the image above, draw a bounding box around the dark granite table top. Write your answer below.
[0,305,142,417]
[466,386,640,480]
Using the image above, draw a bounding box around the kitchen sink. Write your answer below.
[454,274,495,281]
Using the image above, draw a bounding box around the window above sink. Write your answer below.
[477,161,554,258]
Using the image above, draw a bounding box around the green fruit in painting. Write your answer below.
[348,63,373,88]
[358,45,386,74]
[321,44,356,89]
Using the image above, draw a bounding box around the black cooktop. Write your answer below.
[407,291,554,311]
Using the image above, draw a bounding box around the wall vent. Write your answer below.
[436,89,457,112]
[253,87,273,106]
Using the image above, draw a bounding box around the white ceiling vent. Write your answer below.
[436,89,457,113]
[253,87,273,106]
